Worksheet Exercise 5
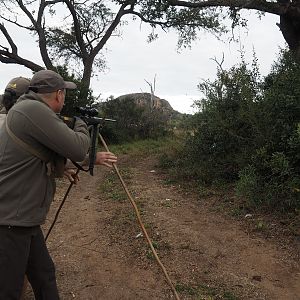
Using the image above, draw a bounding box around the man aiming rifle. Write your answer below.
[0,69,117,300]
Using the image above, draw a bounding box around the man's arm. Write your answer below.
[9,101,90,162]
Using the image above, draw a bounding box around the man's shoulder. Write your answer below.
[7,96,56,132]
[12,96,51,116]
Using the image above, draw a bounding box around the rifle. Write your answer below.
[45,107,115,240]
[60,106,116,176]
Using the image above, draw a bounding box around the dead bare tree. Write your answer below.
[144,74,157,111]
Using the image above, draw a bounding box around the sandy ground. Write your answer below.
[24,155,300,300]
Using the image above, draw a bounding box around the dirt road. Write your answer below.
[25,155,300,299]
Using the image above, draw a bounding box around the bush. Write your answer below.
[177,56,262,183]
[99,96,171,143]
[166,50,300,211]
[236,152,300,210]
[236,51,300,211]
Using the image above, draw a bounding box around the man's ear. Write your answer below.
[55,90,62,102]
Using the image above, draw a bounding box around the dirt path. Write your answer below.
[25,155,300,300]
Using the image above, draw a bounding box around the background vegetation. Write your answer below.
[1,0,299,215]
[98,95,176,143]
[157,49,300,212]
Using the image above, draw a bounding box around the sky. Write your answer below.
[0,11,286,114]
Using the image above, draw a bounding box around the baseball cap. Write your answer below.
[0,77,30,107]
[29,70,77,93]
[4,77,30,97]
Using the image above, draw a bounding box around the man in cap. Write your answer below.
[0,69,117,299]
[0,76,30,127]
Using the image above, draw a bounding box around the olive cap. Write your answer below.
[0,76,30,106]
[29,70,77,93]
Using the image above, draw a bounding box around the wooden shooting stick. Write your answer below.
[98,133,180,300]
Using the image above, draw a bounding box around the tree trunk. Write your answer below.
[80,60,93,101]
[279,11,300,60]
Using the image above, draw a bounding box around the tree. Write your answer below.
[0,0,299,102]
[151,1,300,58]
[0,0,135,99]
[161,49,299,210]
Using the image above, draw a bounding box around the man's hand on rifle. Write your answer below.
[95,151,117,168]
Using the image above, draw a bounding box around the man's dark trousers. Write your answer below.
[0,225,59,300]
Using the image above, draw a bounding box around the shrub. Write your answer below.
[99,96,171,143]
[178,56,262,183]
[166,50,300,211]
[237,152,300,210]
[236,50,300,210]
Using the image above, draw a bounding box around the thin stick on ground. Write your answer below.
[98,133,180,300]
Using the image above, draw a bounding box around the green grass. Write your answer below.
[255,219,268,231]
[98,171,127,202]
[108,136,184,158]
[223,291,239,300]
[175,283,239,300]
[175,283,199,296]
[146,249,155,260]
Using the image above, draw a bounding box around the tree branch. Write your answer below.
[129,11,170,26]
[64,0,89,60]
[91,2,129,58]
[167,0,287,16]
[130,10,215,29]
[15,0,54,69]
[16,0,38,27]
[45,0,64,5]
[0,23,18,54]
[0,49,44,71]
[0,16,33,31]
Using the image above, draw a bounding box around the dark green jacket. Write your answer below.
[0,92,90,226]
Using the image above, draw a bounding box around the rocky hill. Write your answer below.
[98,92,189,143]
[115,92,181,118]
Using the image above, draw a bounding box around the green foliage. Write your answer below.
[136,0,227,48]
[177,55,262,183]
[258,51,300,153]
[235,51,300,211]
[56,66,96,116]
[46,1,113,72]
[174,282,238,299]
[99,96,171,143]
[109,137,175,158]
[235,165,260,206]
[161,49,300,211]
[236,146,300,211]
[158,136,186,183]
[99,171,127,202]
